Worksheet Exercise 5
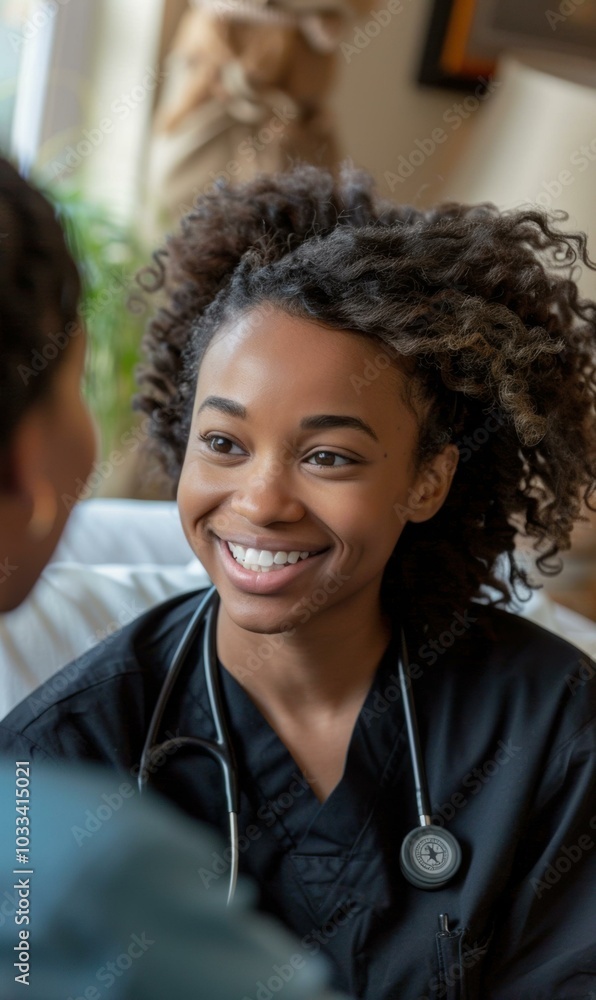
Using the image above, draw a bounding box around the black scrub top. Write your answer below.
[1,588,595,1000]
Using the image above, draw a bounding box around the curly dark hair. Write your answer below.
[0,157,81,452]
[136,163,596,633]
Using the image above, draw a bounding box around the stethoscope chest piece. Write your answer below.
[400,824,462,890]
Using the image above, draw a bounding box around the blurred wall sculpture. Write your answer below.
[144,0,369,239]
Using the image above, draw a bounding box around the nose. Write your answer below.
[229,462,306,526]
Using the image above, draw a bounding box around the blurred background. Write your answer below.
[1,0,596,618]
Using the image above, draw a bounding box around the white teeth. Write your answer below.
[226,542,316,573]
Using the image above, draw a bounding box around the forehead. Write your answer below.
[197,306,413,417]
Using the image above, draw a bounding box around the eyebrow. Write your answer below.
[299,414,379,442]
[197,396,247,419]
[197,396,379,442]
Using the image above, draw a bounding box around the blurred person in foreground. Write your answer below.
[0,156,339,1000]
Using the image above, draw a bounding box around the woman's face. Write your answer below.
[177,306,457,635]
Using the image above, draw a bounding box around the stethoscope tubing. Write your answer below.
[397,629,432,827]
[138,586,240,905]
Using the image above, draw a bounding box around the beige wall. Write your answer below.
[441,51,596,299]
[331,0,488,207]
[331,6,596,292]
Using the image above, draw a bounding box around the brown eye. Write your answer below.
[199,434,244,455]
[210,436,233,453]
[307,451,351,467]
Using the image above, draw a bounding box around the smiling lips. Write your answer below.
[227,541,315,573]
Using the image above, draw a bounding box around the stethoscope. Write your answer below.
[138,586,462,905]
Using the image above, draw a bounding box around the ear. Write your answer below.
[400,444,459,525]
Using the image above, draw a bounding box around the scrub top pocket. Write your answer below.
[435,919,494,1000]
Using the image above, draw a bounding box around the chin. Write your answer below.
[221,591,297,637]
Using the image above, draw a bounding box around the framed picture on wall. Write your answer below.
[418,0,497,89]
[418,0,596,90]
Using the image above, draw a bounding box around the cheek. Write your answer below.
[73,404,96,482]
[338,473,406,542]
[52,399,96,507]
[177,455,228,541]
[79,404,97,478]
[378,460,416,536]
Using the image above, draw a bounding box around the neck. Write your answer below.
[216,588,392,713]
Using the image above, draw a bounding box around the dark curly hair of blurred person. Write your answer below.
[0,157,80,451]
[135,163,596,634]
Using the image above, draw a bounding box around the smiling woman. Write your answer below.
[178,307,449,634]
[2,163,596,1000]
